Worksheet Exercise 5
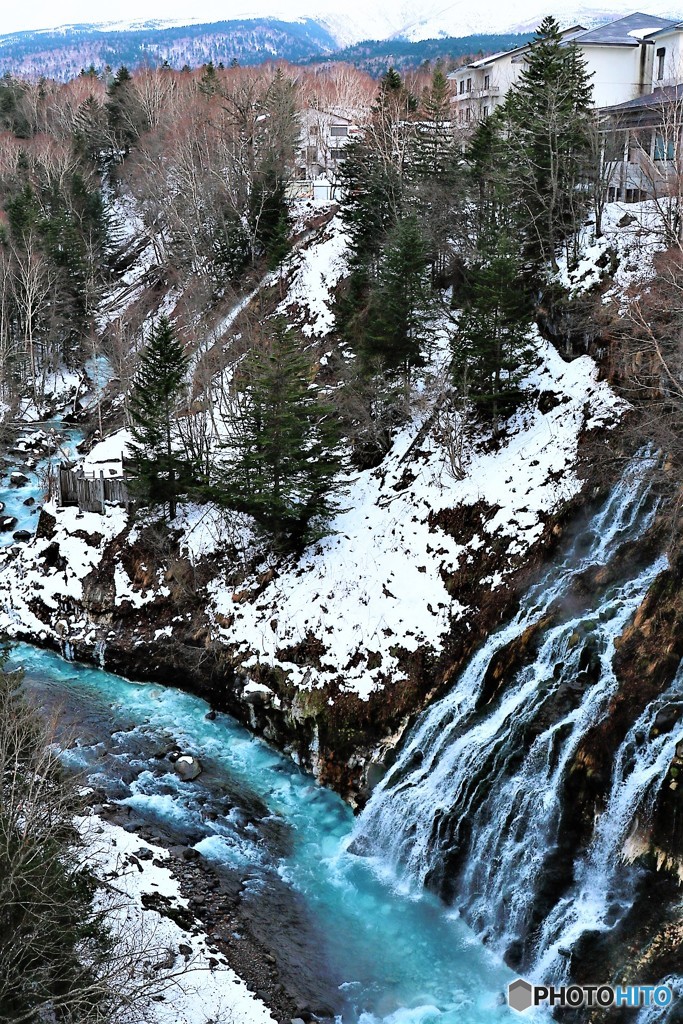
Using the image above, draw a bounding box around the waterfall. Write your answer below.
[94,638,107,668]
[351,454,675,973]
[533,672,683,979]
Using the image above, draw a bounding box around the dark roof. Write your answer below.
[602,83,683,113]
[447,24,587,74]
[569,11,678,46]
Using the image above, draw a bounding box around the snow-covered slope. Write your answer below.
[0,205,629,705]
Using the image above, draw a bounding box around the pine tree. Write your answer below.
[248,70,297,268]
[106,66,142,154]
[200,61,219,96]
[129,316,189,520]
[412,67,453,182]
[364,215,432,384]
[218,319,343,547]
[410,66,463,283]
[505,16,594,269]
[465,108,513,244]
[249,167,291,269]
[454,231,536,427]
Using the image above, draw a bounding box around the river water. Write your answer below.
[13,642,518,1024]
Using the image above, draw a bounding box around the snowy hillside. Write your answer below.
[0,209,627,709]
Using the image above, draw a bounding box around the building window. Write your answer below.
[330,148,345,160]
[466,77,472,92]
[306,146,317,163]
[657,47,666,80]
[482,105,489,117]
[604,130,626,162]
[465,107,471,122]
[458,110,463,122]
[483,74,490,89]
[330,125,348,137]
[310,124,319,135]
[654,132,675,160]
[459,80,464,94]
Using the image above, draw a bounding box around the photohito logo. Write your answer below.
[508,979,673,1012]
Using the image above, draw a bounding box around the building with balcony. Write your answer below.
[448,12,683,126]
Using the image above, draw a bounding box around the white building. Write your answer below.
[295,108,358,182]
[449,12,683,124]
[448,27,585,124]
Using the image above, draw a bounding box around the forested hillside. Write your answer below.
[0,23,533,80]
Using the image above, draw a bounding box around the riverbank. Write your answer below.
[16,642,515,1024]
[81,810,282,1024]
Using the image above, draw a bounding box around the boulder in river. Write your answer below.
[174,755,202,781]
[10,471,29,487]
[0,517,17,532]
[23,497,35,507]
[12,530,32,543]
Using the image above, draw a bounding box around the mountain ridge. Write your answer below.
[3,1,683,47]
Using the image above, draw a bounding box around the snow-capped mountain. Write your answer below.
[3,0,683,47]
[318,0,683,44]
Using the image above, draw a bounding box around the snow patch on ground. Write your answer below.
[556,200,669,305]
[0,501,128,645]
[83,816,276,1024]
[276,215,349,337]
[208,332,624,700]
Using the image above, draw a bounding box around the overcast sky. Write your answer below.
[0,0,305,36]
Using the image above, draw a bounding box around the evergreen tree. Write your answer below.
[364,215,432,383]
[106,66,143,154]
[410,66,463,283]
[200,61,219,96]
[338,137,402,279]
[248,70,298,268]
[129,316,190,520]
[454,231,536,426]
[465,108,513,244]
[504,16,594,269]
[337,67,417,340]
[412,67,453,182]
[249,166,291,268]
[218,320,343,547]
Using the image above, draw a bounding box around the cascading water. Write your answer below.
[533,672,683,980]
[352,454,677,978]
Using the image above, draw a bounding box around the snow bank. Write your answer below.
[0,501,128,625]
[81,428,133,478]
[83,816,275,1024]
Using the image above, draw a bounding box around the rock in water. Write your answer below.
[174,755,202,781]
[10,472,29,487]
[12,531,32,543]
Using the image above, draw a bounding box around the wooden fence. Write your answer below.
[58,465,130,514]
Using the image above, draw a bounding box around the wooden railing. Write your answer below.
[57,465,130,514]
